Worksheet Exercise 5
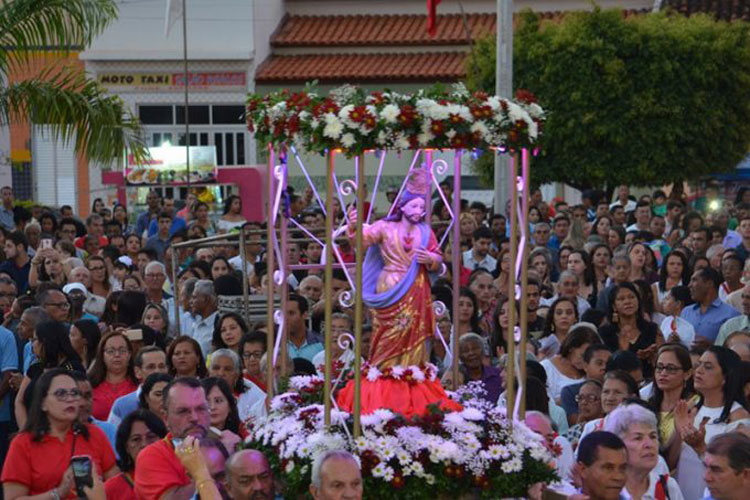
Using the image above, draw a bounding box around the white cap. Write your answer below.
[62,283,87,296]
[117,255,134,267]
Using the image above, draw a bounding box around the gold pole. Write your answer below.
[265,147,276,403]
[506,153,518,424]
[171,246,180,335]
[353,154,365,437]
[518,150,529,418]
[323,151,335,428]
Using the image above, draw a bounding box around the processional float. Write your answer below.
[245,84,544,435]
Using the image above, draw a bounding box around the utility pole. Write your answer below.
[494,0,513,215]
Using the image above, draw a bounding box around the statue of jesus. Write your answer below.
[347,170,442,368]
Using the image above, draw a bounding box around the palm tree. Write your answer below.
[0,0,146,165]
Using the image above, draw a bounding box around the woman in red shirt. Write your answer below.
[88,331,138,420]
[105,409,167,500]
[2,368,118,499]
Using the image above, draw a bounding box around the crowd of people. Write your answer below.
[0,180,748,499]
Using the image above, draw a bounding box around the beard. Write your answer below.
[404,212,423,224]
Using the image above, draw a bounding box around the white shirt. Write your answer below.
[541,358,583,403]
[659,315,696,347]
[621,470,684,500]
[188,310,218,356]
[540,295,591,317]
[237,379,266,422]
[462,249,497,272]
[611,199,637,213]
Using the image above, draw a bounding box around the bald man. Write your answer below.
[309,450,362,500]
[225,450,275,500]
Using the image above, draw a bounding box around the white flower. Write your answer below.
[445,129,456,139]
[487,96,501,111]
[390,366,404,379]
[394,132,410,150]
[383,466,395,482]
[460,407,484,422]
[528,102,544,119]
[310,118,320,129]
[501,457,523,473]
[528,121,539,140]
[366,366,381,382]
[470,121,489,139]
[410,366,425,382]
[381,104,400,124]
[341,133,356,148]
[372,463,386,478]
[323,114,343,139]
[417,131,434,146]
[425,473,435,485]
[285,460,295,474]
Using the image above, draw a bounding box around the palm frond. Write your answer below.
[0,0,118,72]
[0,66,147,165]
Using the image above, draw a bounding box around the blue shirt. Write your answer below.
[91,418,118,459]
[681,298,740,342]
[144,234,170,261]
[0,259,30,294]
[107,389,140,428]
[148,217,186,238]
[135,210,158,237]
[22,341,35,374]
[0,207,13,232]
[288,330,324,363]
[0,326,18,422]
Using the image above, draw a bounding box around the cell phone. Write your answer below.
[125,329,143,341]
[208,426,222,439]
[40,239,53,250]
[71,455,93,496]
[171,437,183,449]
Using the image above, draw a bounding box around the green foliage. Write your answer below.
[466,8,750,189]
[0,0,146,166]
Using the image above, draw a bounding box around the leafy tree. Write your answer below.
[466,8,750,190]
[0,0,145,165]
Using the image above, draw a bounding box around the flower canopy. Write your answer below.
[246,83,545,156]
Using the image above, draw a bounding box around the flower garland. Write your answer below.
[246,376,558,499]
[246,83,545,156]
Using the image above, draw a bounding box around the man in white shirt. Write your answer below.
[610,185,637,214]
[462,226,496,272]
[189,279,219,355]
[626,201,651,233]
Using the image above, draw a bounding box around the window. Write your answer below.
[176,105,210,125]
[212,105,245,124]
[139,106,173,125]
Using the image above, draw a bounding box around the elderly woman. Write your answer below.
[442,333,502,404]
[604,404,684,499]
[208,348,265,422]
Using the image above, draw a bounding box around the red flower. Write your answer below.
[515,89,537,104]
[398,105,416,126]
[322,98,339,115]
[391,472,405,489]
[349,105,367,123]
[473,90,489,100]
[430,120,445,135]
[362,113,376,129]
[449,114,463,125]
[450,134,468,148]
[287,114,300,134]
[370,91,385,105]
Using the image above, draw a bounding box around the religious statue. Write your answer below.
[337,170,461,417]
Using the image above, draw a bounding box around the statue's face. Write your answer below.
[401,197,425,224]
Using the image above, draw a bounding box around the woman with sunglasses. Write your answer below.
[2,369,117,500]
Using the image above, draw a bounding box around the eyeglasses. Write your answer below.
[51,388,81,401]
[655,364,683,375]
[242,351,263,360]
[104,348,129,356]
[575,394,601,403]
[45,301,70,310]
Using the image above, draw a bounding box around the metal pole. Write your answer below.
[323,151,335,428]
[494,0,513,215]
[518,149,530,418]
[171,246,181,335]
[181,0,191,191]
[239,224,249,323]
[265,147,275,402]
[506,153,517,423]
[353,154,365,437]
[424,150,433,221]
[451,150,462,390]
[280,152,289,377]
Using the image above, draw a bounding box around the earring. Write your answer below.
[550,323,555,333]
[612,312,619,324]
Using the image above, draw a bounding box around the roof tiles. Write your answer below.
[255,51,468,83]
